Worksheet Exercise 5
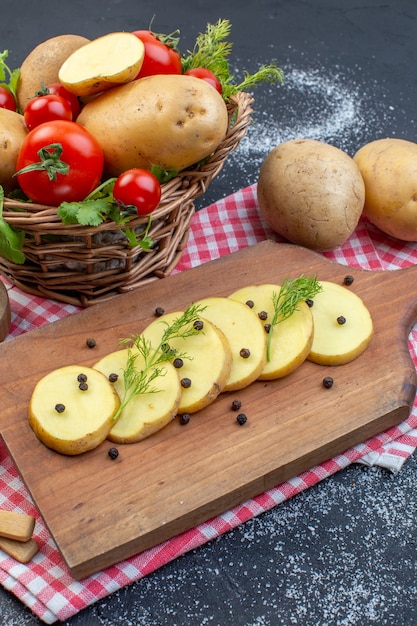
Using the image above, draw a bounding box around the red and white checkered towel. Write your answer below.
[1,183,417,623]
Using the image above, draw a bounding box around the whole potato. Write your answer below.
[16,34,89,112]
[257,139,365,250]
[0,109,28,194]
[76,74,229,176]
[353,137,417,241]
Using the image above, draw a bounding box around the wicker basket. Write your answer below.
[1,91,253,307]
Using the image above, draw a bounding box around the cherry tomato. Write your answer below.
[24,94,73,130]
[184,68,222,94]
[132,30,182,78]
[16,120,104,205]
[113,168,161,216]
[0,86,16,111]
[41,82,81,119]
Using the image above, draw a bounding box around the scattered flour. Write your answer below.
[203,59,402,205]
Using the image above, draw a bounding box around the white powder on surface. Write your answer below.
[209,59,406,201]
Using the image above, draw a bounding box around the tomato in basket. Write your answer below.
[24,94,73,130]
[132,30,182,78]
[15,120,104,205]
[113,168,161,216]
[184,68,222,94]
[0,86,16,111]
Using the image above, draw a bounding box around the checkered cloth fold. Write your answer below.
[1,183,417,623]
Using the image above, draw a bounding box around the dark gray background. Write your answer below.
[1,1,417,624]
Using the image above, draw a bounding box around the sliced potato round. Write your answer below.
[229,284,314,379]
[94,348,181,444]
[141,311,232,414]
[59,31,145,97]
[308,281,373,365]
[194,296,267,391]
[28,365,120,455]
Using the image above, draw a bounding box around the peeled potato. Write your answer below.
[229,284,314,379]
[257,139,365,250]
[94,348,181,444]
[28,365,120,455]
[141,312,233,414]
[353,137,417,241]
[194,296,267,391]
[16,34,90,112]
[59,31,145,97]
[308,281,373,365]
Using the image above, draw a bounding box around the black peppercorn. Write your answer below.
[245,300,255,309]
[258,310,268,321]
[305,299,314,308]
[77,373,87,383]
[79,382,88,391]
[173,357,184,369]
[323,376,334,389]
[179,413,190,425]
[236,413,247,425]
[86,337,96,348]
[108,373,118,383]
[337,316,346,325]
[55,403,65,413]
[264,323,271,334]
[231,399,242,411]
[155,306,165,317]
[108,447,119,460]
[240,348,251,358]
[181,377,192,388]
[343,275,354,286]
[193,320,204,331]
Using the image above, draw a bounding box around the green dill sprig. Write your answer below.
[267,276,322,361]
[181,19,283,100]
[113,303,206,420]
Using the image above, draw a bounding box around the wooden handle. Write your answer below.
[0,510,36,542]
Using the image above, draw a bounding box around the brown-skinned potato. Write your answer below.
[76,73,229,176]
[257,139,365,251]
[16,34,90,112]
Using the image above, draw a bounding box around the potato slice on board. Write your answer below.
[59,31,145,97]
[229,284,314,379]
[308,281,373,365]
[94,348,181,444]
[28,365,120,455]
[194,297,267,391]
[141,312,232,414]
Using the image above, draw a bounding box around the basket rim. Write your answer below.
[3,91,254,234]
[0,90,254,306]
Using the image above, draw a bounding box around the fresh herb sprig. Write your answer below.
[181,19,284,100]
[0,186,25,264]
[113,303,206,420]
[57,178,154,250]
[267,276,322,361]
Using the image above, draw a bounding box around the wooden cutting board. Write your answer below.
[0,240,416,580]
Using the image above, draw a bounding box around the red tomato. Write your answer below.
[113,168,161,216]
[24,94,73,130]
[0,86,16,111]
[41,82,81,119]
[16,120,104,205]
[132,30,182,78]
[184,68,222,94]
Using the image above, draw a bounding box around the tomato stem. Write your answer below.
[15,143,70,181]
